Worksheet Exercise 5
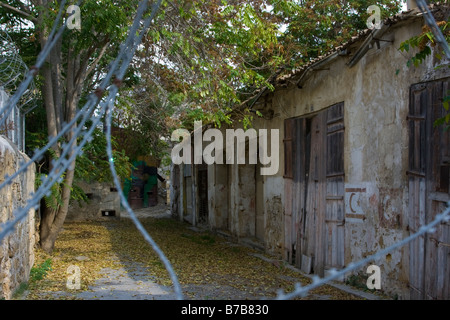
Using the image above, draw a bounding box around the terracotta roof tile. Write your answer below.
[275,3,448,85]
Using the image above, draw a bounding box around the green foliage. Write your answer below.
[35,172,64,210]
[112,91,172,161]
[32,126,133,208]
[272,0,402,64]
[399,20,450,131]
[433,90,450,131]
[12,282,29,299]
[136,0,293,132]
[398,22,448,67]
[30,259,52,282]
[129,0,404,138]
[75,127,132,184]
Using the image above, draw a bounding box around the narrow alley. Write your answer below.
[22,204,384,301]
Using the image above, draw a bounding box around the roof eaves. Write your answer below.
[275,5,446,88]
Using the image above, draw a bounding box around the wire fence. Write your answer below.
[0,0,449,301]
[0,27,37,151]
[0,0,183,300]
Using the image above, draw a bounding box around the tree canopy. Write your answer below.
[0,0,407,252]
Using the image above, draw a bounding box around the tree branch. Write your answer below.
[0,1,37,23]
[17,0,31,15]
[85,40,110,79]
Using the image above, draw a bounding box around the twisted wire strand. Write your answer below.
[416,0,450,60]
[0,0,449,301]
[276,202,450,300]
[0,0,183,300]
[0,0,70,128]
[275,0,450,299]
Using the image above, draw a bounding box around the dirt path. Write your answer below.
[24,204,384,300]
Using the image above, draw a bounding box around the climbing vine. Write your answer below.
[399,20,450,130]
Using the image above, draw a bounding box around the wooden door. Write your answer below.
[284,117,295,264]
[408,78,450,299]
[198,164,208,224]
[308,112,326,276]
[284,117,308,267]
[172,165,180,216]
[183,164,193,217]
[255,162,265,242]
[284,102,345,276]
[324,103,345,271]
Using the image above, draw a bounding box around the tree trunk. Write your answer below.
[39,82,78,253]
[39,207,59,253]
[38,31,80,254]
[39,164,75,253]
[4,0,115,254]
[34,0,104,254]
[38,103,77,253]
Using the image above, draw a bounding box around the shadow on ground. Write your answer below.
[24,202,384,300]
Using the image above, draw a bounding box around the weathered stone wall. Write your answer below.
[170,12,448,299]
[66,181,121,221]
[0,136,36,300]
[264,18,447,298]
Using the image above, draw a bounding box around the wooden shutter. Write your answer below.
[408,78,450,299]
[424,79,450,300]
[284,118,295,263]
[197,164,208,224]
[284,118,294,179]
[325,102,345,270]
[407,82,427,299]
[284,117,304,264]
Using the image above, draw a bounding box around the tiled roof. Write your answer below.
[275,3,448,86]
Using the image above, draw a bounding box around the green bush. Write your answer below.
[30,259,52,282]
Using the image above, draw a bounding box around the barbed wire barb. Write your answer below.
[0,0,449,301]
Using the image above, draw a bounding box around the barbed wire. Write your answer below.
[0,0,449,301]
[276,202,450,300]
[0,0,183,300]
[416,0,450,60]
[0,0,70,128]
[0,28,37,110]
[275,0,450,300]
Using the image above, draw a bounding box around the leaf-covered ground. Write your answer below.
[25,215,364,300]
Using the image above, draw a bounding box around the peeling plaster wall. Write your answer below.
[0,136,36,300]
[66,181,121,221]
[262,19,446,297]
[254,116,285,258]
[200,121,285,255]
[208,163,229,230]
[170,17,448,298]
[228,163,256,238]
[201,115,286,256]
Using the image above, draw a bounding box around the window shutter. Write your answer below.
[284,118,294,179]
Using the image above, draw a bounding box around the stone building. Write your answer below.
[170,4,450,299]
[0,135,36,300]
[66,181,122,221]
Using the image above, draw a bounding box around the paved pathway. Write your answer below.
[29,203,384,300]
[76,261,176,300]
[76,203,177,300]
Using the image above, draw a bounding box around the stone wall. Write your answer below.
[0,136,36,300]
[66,181,121,221]
[260,17,447,297]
